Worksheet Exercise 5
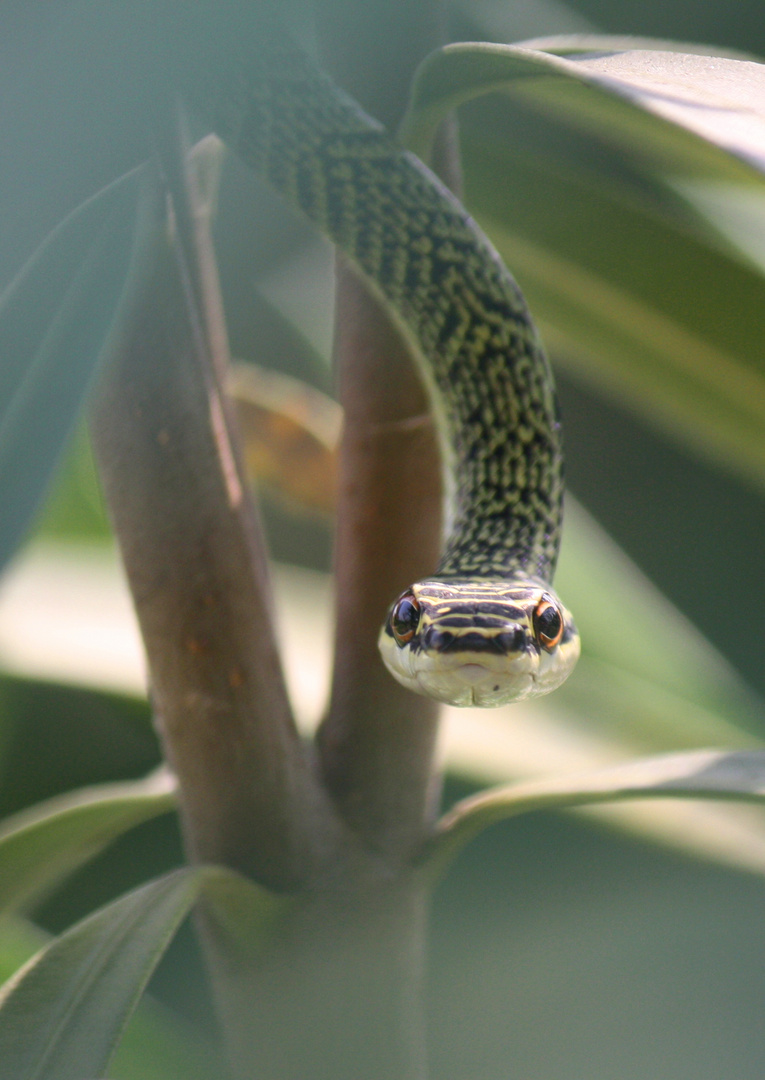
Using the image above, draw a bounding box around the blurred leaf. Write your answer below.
[475,187,765,485]
[0,910,226,1080]
[441,501,765,879]
[400,41,765,488]
[402,41,765,179]
[188,134,226,222]
[555,500,765,748]
[0,914,46,984]
[111,992,229,1080]
[0,864,278,1080]
[428,748,765,877]
[448,0,595,45]
[441,495,765,873]
[228,361,340,517]
[202,861,294,961]
[0,167,142,572]
[0,867,213,1080]
[254,238,336,370]
[34,424,111,541]
[516,34,761,63]
[0,769,176,918]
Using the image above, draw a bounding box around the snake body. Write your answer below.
[163,5,580,706]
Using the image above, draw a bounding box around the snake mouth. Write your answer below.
[425,663,536,707]
[455,663,493,684]
[409,651,538,707]
[455,663,535,706]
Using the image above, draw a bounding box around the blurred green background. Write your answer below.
[2,1,765,1078]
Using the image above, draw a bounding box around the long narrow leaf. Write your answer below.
[0,769,177,917]
[474,205,765,484]
[0,168,142,572]
[0,915,46,985]
[426,749,765,879]
[0,867,212,1080]
[401,41,765,181]
[400,40,765,488]
[0,912,227,1080]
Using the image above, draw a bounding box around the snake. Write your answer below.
[160,4,580,708]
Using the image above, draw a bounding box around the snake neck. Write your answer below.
[161,4,564,587]
[433,372,564,583]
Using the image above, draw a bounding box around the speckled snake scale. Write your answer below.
[160,4,580,706]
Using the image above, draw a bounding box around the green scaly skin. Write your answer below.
[161,4,580,707]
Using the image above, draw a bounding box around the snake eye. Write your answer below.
[533,595,563,651]
[390,591,421,646]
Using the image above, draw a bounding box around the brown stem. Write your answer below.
[90,168,343,891]
[316,0,461,860]
[89,8,463,1073]
[318,266,443,858]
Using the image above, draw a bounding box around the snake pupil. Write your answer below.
[390,593,420,646]
[533,597,563,651]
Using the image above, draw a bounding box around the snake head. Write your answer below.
[378,577,580,708]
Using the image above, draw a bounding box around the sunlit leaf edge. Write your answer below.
[517,33,761,63]
[401,39,765,186]
[424,748,765,880]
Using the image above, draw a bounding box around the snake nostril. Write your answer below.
[494,626,527,653]
[425,626,531,654]
[425,628,455,652]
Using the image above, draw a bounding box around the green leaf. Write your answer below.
[0,769,177,918]
[112,993,229,1080]
[475,195,765,486]
[34,423,112,542]
[554,499,765,748]
[201,862,295,961]
[0,915,47,985]
[0,912,227,1080]
[510,34,761,64]
[401,40,765,489]
[401,41,765,181]
[0,867,213,1080]
[441,499,765,874]
[0,167,142,572]
[426,748,765,879]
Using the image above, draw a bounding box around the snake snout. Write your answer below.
[496,626,529,653]
[422,628,456,653]
[423,624,527,656]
